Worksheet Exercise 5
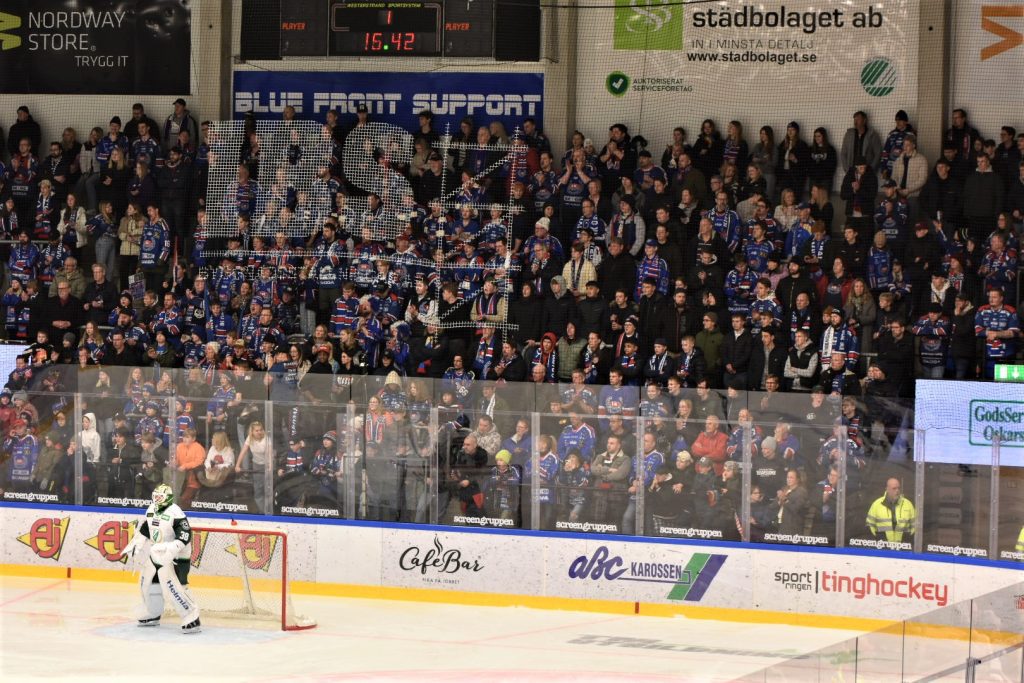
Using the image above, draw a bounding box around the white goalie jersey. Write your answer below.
[136,502,193,563]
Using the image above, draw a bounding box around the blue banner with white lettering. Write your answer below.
[233,71,544,134]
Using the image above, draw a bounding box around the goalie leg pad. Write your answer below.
[138,560,164,624]
[156,562,200,628]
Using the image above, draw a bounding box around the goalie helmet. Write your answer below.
[152,484,174,511]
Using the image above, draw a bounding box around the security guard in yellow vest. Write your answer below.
[866,477,916,543]
[1017,526,1024,554]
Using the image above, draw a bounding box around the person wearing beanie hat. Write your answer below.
[308,431,342,498]
[881,109,915,179]
[912,299,952,379]
[634,147,667,192]
[641,329,675,386]
[614,332,642,386]
[8,105,41,158]
[483,447,522,521]
[902,218,942,312]
[522,214,565,262]
[778,121,810,202]
[95,115,128,179]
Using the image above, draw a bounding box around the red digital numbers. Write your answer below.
[363,31,416,52]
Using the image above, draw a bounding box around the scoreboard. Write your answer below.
[279,1,496,59]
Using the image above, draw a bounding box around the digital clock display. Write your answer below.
[329,2,442,56]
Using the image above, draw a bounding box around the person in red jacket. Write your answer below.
[691,414,729,475]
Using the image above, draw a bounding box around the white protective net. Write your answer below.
[202,119,522,332]
[168,526,314,630]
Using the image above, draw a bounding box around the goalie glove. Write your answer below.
[120,529,147,564]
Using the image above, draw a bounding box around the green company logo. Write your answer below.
[968,400,1024,447]
[666,553,726,601]
[614,0,682,51]
[861,57,897,97]
[606,71,631,97]
[0,12,22,50]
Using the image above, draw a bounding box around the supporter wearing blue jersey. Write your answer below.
[558,149,593,235]
[880,111,914,178]
[912,304,951,378]
[139,205,170,291]
[521,217,564,263]
[633,151,666,191]
[743,222,774,275]
[238,301,262,344]
[974,289,1020,378]
[784,207,815,260]
[8,232,39,286]
[749,279,783,324]
[704,192,742,253]
[330,283,360,337]
[979,234,1017,296]
[222,165,262,224]
[874,181,910,255]
[129,122,161,168]
[867,231,894,292]
[94,118,129,172]
[634,242,670,301]
[478,208,509,257]
[312,224,346,324]
[725,256,758,316]
[528,152,559,214]
[152,292,183,341]
[211,261,243,308]
[598,368,634,421]
[557,414,596,463]
[3,419,38,491]
[622,432,665,534]
[821,308,860,373]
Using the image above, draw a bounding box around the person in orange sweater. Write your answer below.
[691,414,729,476]
[175,428,206,509]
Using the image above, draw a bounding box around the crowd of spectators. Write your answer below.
[0,101,1020,549]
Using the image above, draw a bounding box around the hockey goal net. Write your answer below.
[177,526,316,631]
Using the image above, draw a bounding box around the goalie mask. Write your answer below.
[152,484,174,511]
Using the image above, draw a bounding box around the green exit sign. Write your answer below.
[994,365,1024,382]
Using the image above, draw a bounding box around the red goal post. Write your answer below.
[184,526,316,631]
